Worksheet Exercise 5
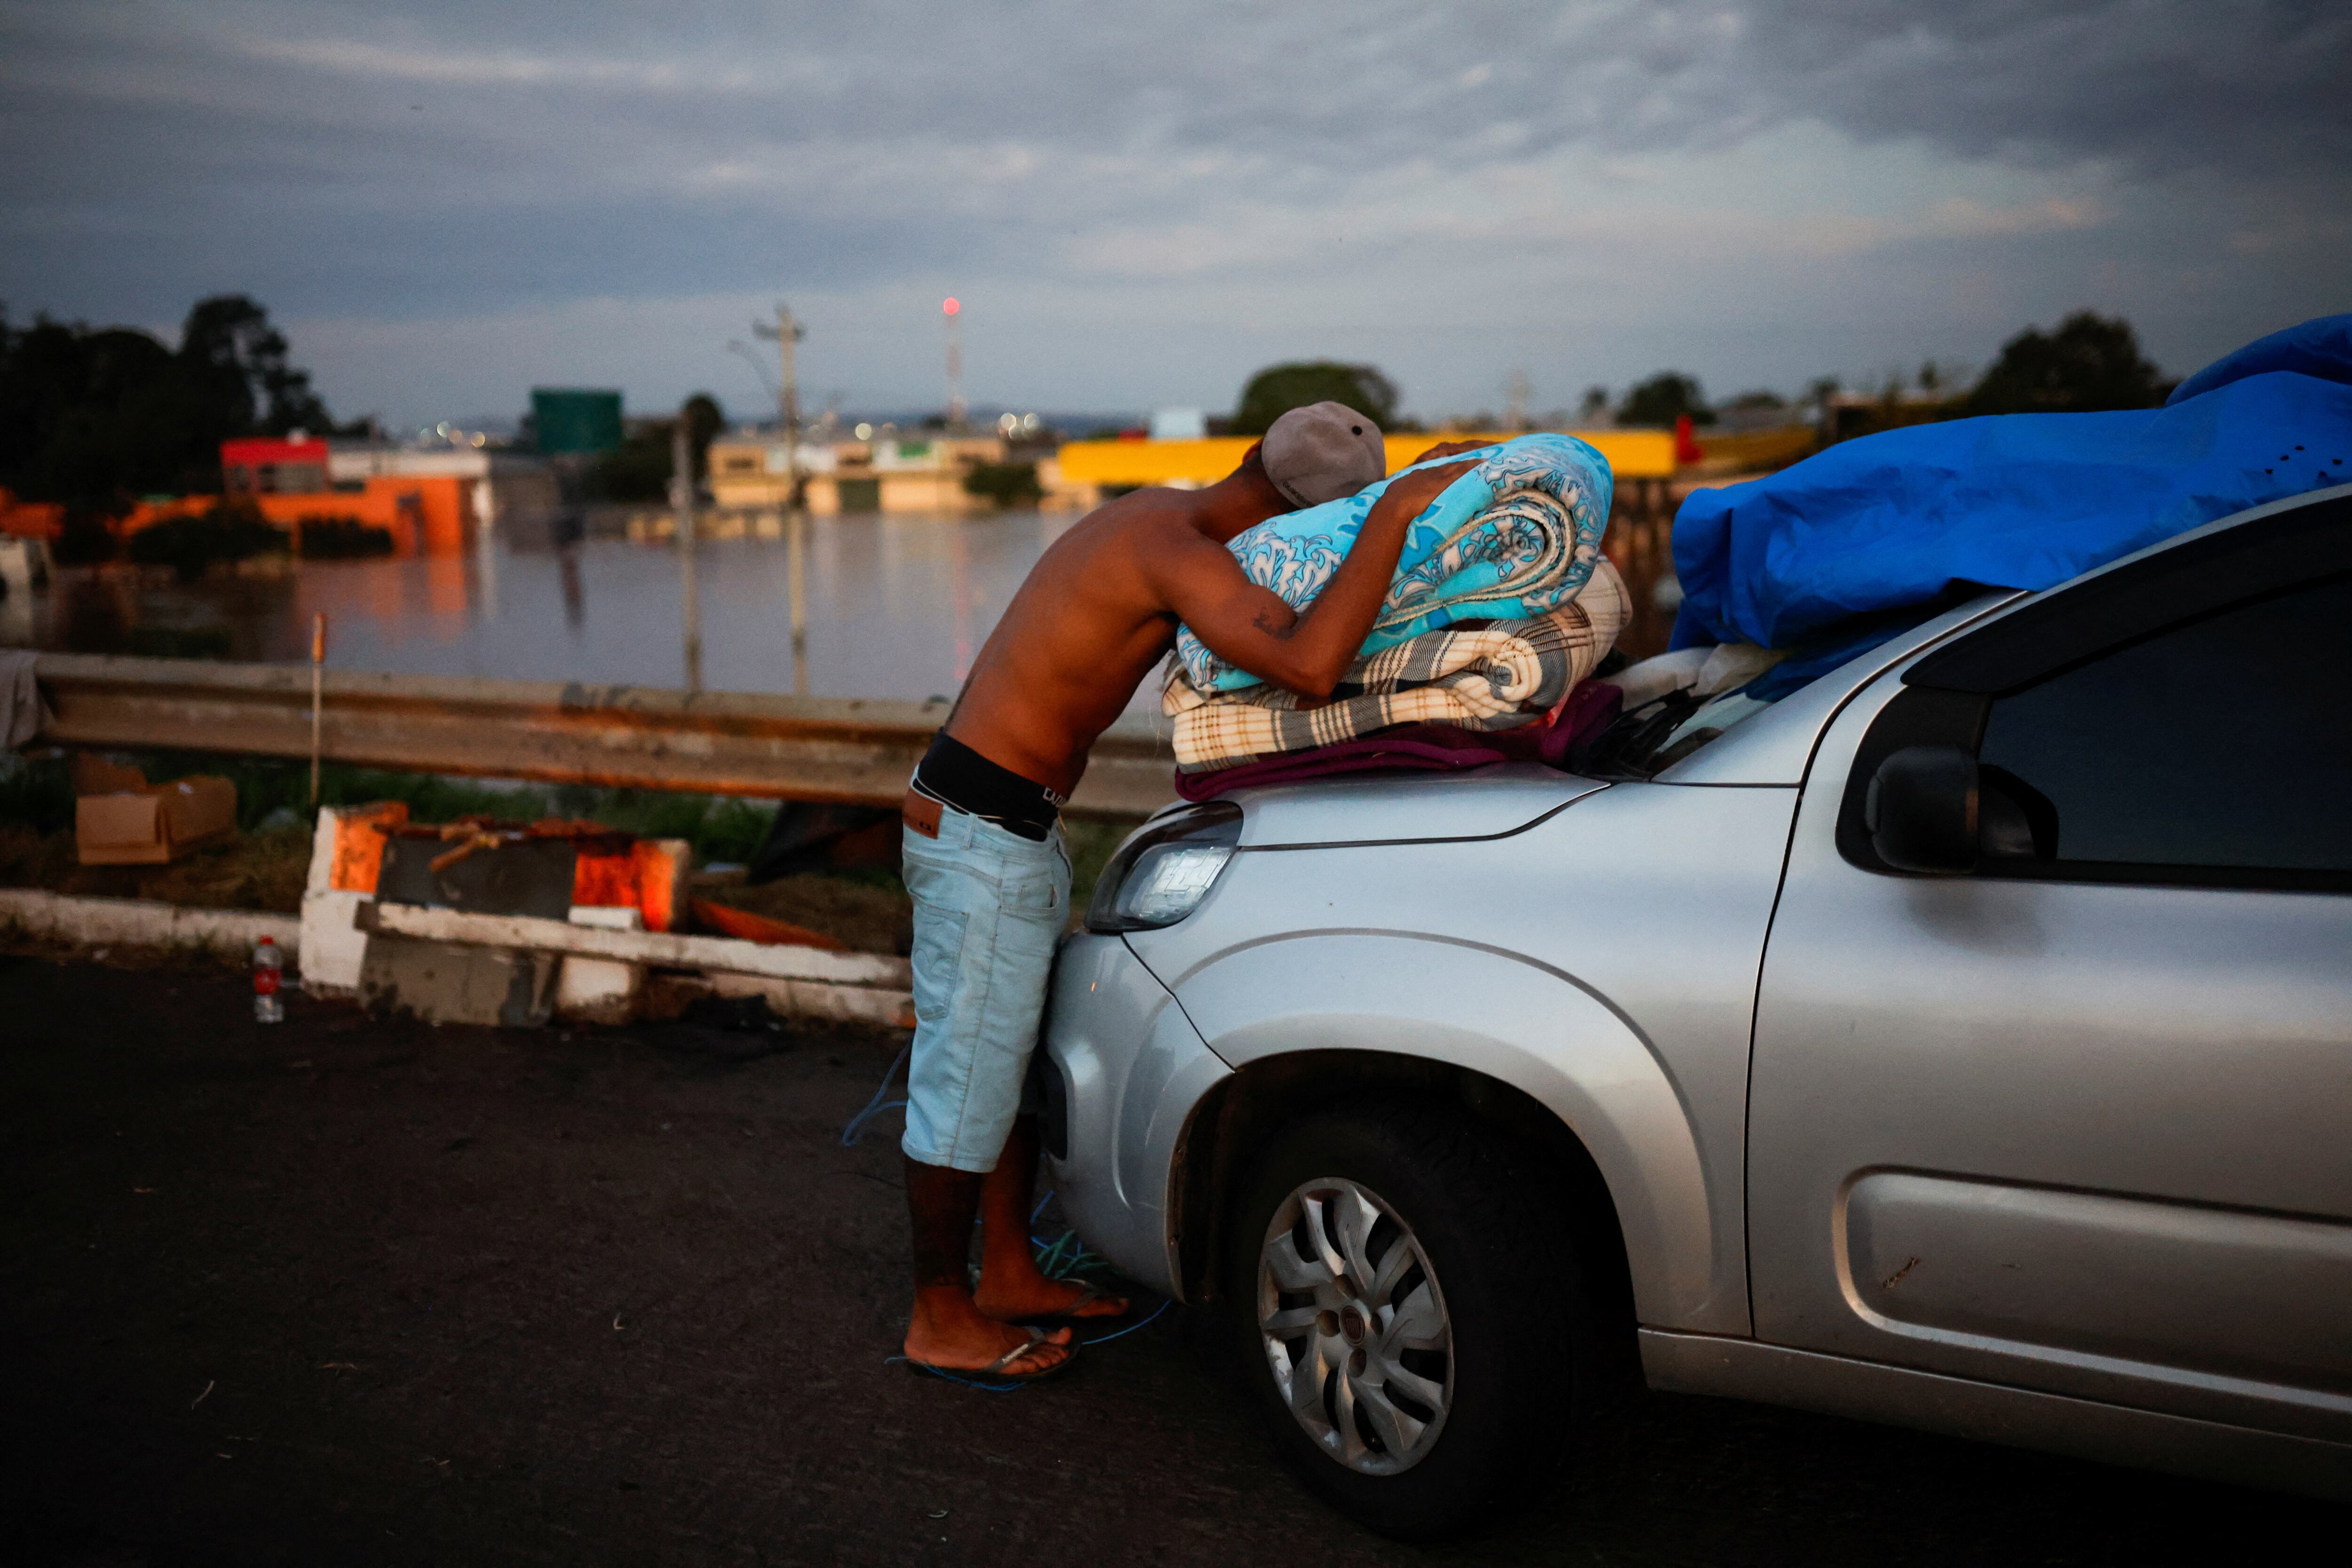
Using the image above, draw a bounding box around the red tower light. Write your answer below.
[941,297,961,316]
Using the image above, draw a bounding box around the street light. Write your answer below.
[727,339,779,406]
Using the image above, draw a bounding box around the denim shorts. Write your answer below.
[900,805,1072,1173]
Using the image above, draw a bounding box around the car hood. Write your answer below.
[1215,762,1608,848]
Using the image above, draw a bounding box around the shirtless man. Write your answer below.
[897,403,1485,1380]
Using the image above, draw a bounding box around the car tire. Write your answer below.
[1225,1097,1601,1540]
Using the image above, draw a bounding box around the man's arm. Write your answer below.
[1158,458,1479,699]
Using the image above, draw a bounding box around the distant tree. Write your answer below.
[179,295,335,436]
[124,500,288,582]
[295,516,397,559]
[1577,386,1612,425]
[1724,389,1788,412]
[963,461,1044,507]
[1618,372,1714,429]
[591,421,673,503]
[0,320,191,504]
[1965,312,2166,416]
[0,294,344,510]
[1232,361,1398,436]
[681,393,725,478]
[50,513,119,566]
[587,395,727,503]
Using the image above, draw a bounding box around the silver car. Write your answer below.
[1040,483,2352,1538]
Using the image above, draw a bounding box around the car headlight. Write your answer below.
[1085,801,1244,932]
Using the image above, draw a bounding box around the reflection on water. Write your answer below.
[0,510,1145,710]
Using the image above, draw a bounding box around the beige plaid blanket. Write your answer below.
[1164,558,1627,772]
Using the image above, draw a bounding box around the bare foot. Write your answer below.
[906,1287,1076,1376]
[973,1270,1131,1323]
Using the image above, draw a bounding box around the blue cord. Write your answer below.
[1081,1299,1170,1345]
[887,1355,1033,1393]
[841,1040,913,1148]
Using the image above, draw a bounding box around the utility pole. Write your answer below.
[672,413,701,693]
[942,297,965,431]
[787,511,808,696]
[752,302,809,693]
[752,303,805,499]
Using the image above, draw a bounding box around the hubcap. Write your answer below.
[1256,1176,1453,1475]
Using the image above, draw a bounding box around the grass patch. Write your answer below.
[2,750,1145,926]
[1,751,779,863]
[0,821,313,913]
[1064,818,1128,921]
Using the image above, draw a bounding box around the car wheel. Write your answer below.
[1227,1098,1597,1540]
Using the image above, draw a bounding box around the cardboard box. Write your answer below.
[76,774,238,865]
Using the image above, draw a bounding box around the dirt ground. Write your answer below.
[1,954,2336,1567]
[0,824,316,913]
[697,872,914,955]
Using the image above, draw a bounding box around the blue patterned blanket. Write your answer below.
[1175,433,1614,693]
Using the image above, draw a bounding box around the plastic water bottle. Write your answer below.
[253,935,285,1023]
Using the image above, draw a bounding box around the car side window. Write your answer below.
[1977,572,2352,875]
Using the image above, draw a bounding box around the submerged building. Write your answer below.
[214,435,557,554]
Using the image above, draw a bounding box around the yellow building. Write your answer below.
[706,428,1680,518]
[705,434,1009,515]
[1051,430,1677,507]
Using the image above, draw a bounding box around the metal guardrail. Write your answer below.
[29,654,1180,819]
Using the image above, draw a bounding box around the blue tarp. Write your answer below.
[1669,315,2352,652]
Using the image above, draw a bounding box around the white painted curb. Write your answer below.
[0,888,914,1029]
[0,888,299,960]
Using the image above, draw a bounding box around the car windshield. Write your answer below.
[1576,599,1966,780]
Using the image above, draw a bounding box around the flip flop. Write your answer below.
[1014,1280,1132,1326]
[905,1326,1077,1386]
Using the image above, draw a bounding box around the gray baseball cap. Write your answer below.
[1262,401,1386,507]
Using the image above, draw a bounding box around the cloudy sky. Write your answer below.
[3,0,2344,429]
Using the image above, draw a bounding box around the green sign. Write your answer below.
[531,388,624,455]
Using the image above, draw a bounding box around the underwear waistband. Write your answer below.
[911,732,1063,842]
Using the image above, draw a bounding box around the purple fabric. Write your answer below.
[1171,679,1625,801]
[1534,679,1622,766]
[1173,729,1511,801]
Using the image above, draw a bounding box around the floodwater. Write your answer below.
[1,510,1162,713]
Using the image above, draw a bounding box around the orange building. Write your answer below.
[111,472,471,557]
[214,435,480,555]
[0,488,66,539]
[3,441,524,562]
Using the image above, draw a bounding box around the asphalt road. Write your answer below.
[1,953,2336,1566]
